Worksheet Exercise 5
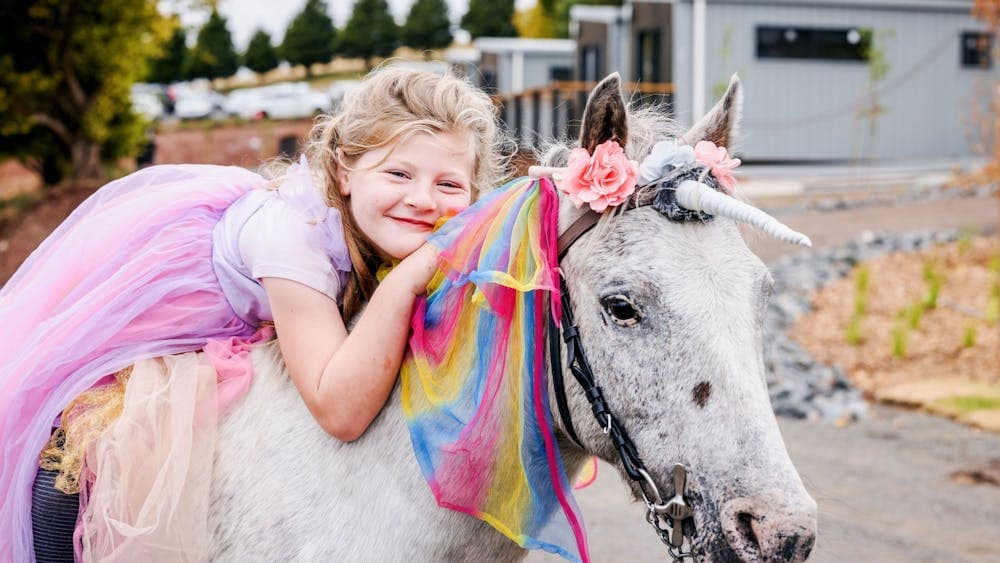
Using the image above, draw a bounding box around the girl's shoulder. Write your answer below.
[247,157,350,272]
[219,157,351,293]
[272,155,334,226]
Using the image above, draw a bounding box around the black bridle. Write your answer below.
[546,207,695,561]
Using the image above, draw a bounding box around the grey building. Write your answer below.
[446,39,576,95]
[570,0,997,161]
[447,38,576,145]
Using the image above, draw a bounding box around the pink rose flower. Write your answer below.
[556,140,639,212]
[693,140,741,194]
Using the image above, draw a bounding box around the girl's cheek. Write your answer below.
[446,202,469,215]
[374,190,401,208]
[456,191,474,208]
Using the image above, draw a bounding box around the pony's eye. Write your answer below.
[601,294,642,327]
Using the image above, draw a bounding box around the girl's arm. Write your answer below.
[263,244,439,442]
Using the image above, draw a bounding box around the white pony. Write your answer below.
[207,75,817,562]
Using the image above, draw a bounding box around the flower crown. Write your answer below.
[531,139,741,212]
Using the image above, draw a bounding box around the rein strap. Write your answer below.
[550,199,695,559]
[549,276,647,483]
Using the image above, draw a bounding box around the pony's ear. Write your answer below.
[682,74,742,149]
[579,73,628,154]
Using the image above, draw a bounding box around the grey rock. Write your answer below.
[765,228,971,424]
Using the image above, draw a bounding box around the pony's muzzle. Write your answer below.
[719,493,817,562]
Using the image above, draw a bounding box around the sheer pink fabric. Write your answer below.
[0,165,265,561]
[75,328,272,561]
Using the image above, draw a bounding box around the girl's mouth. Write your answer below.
[390,216,434,230]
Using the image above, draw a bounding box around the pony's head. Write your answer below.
[543,74,817,562]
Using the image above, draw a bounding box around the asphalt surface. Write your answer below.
[529,184,1000,562]
[532,404,1000,562]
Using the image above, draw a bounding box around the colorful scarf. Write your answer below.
[400,177,589,562]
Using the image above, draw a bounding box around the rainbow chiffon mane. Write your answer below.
[400,177,589,562]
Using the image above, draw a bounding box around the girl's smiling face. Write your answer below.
[338,131,474,260]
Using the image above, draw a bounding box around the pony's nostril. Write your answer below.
[735,512,760,553]
[721,504,765,560]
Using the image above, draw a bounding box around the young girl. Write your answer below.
[0,67,508,561]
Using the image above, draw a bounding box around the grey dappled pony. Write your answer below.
[207,75,817,562]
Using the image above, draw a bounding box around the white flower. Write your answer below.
[638,140,696,185]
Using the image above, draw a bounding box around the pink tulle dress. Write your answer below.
[0,157,351,561]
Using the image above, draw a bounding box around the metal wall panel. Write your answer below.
[670,1,997,160]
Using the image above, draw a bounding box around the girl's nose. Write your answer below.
[403,182,437,211]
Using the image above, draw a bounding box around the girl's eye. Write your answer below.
[439,182,465,191]
[386,170,409,179]
[601,294,642,327]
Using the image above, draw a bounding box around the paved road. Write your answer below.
[530,405,1000,562]
[530,194,1000,562]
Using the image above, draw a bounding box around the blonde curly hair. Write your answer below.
[302,66,510,321]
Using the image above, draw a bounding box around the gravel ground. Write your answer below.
[531,193,1000,562]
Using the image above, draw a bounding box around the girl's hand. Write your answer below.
[391,243,441,296]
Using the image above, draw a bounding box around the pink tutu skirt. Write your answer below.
[0,164,269,560]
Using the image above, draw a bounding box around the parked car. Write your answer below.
[239,82,332,120]
[131,91,165,121]
[173,90,226,120]
[131,83,172,119]
[222,87,265,118]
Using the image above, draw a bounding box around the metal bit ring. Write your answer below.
[637,467,670,513]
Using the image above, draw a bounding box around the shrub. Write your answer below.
[891,324,908,358]
[905,303,925,330]
[962,323,977,348]
[846,265,871,346]
[846,317,864,346]
[922,260,944,309]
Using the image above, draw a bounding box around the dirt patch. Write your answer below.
[793,235,1000,431]
[951,458,1000,486]
[0,160,42,199]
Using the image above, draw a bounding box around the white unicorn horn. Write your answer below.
[675,180,812,247]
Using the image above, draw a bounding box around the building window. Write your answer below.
[756,26,870,62]
[636,30,662,83]
[581,46,602,82]
[962,32,993,68]
[550,66,572,81]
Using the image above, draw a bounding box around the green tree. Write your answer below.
[401,0,452,53]
[339,0,399,69]
[0,0,170,182]
[185,9,238,80]
[243,29,278,75]
[461,0,516,39]
[280,0,336,77]
[147,24,188,84]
